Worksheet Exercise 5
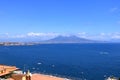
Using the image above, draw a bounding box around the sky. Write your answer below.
[0,0,120,41]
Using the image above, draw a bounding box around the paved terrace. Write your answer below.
[0,65,19,77]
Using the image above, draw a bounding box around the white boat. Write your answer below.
[105,76,119,80]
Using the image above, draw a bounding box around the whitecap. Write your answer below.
[52,65,55,67]
[100,52,109,55]
[32,68,35,69]
[37,62,42,65]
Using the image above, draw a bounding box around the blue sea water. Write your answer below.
[0,43,120,80]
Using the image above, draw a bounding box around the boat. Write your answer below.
[105,76,119,80]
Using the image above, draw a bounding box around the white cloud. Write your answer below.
[10,35,26,38]
[110,32,120,39]
[78,32,86,35]
[100,33,106,36]
[0,32,59,39]
[27,32,59,37]
[1,32,120,41]
[111,35,120,39]
[95,32,120,40]
[76,32,120,40]
[27,32,41,36]
[0,33,9,38]
[77,32,88,38]
[0,32,60,41]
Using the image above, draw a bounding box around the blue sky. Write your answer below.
[0,0,120,41]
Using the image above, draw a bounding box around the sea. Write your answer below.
[0,43,120,80]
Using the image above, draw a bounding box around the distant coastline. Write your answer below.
[0,35,110,46]
[0,42,37,46]
[0,42,119,46]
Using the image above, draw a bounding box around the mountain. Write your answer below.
[42,35,99,43]
[109,39,120,43]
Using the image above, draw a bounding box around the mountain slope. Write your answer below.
[43,35,98,43]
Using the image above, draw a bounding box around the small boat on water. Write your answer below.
[105,76,119,80]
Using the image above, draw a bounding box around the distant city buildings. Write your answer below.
[0,42,36,46]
